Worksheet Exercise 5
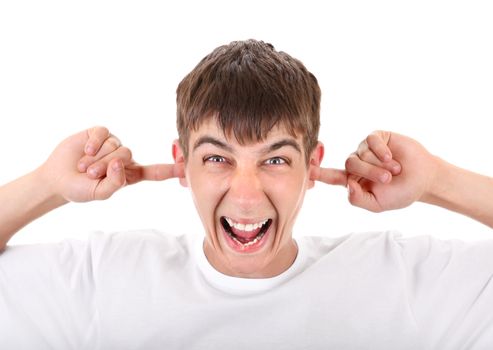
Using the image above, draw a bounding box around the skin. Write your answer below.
[345,130,493,227]
[0,127,183,249]
[173,119,344,278]
[1,125,492,276]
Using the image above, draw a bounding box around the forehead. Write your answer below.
[188,118,302,148]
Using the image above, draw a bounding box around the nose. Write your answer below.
[228,166,265,210]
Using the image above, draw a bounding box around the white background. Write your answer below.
[0,0,492,245]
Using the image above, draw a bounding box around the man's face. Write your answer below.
[176,119,322,278]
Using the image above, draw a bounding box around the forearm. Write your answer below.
[421,157,493,229]
[0,169,67,251]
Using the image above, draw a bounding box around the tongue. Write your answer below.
[230,226,262,242]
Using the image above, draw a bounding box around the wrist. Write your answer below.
[33,165,69,209]
[419,155,450,206]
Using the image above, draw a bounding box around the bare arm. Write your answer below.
[0,127,183,251]
[0,170,67,250]
[342,131,493,229]
[420,157,493,228]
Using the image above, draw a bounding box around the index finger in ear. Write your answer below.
[140,163,185,181]
[313,167,347,186]
[85,126,111,156]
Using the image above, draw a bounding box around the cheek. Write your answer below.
[264,171,308,215]
[187,166,229,217]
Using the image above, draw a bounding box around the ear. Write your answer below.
[307,142,324,189]
[172,140,188,187]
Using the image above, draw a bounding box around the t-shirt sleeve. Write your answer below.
[0,237,101,349]
[395,234,493,347]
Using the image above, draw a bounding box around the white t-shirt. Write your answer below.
[1,230,493,349]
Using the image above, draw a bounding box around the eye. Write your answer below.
[264,157,287,165]
[204,155,227,163]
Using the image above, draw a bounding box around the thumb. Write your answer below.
[312,167,347,186]
[347,177,383,212]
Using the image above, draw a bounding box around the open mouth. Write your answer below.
[220,216,272,249]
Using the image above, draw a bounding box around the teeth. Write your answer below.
[228,229,268,249]
[225,218,269,232]
[222,217,271,249]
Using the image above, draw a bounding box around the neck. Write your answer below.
[203,238,299,278]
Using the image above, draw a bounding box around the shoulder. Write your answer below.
[300,230,493,288]
[87,229,191,250]
[86,229,194,265]
[298,231,401,258]
[0,230,195,275]
[392,233,493,277]
[300,231,493,262]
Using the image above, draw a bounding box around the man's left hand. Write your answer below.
[343,131,439,212]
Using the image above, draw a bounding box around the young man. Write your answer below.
[1,39,493,349]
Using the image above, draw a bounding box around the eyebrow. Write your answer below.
[193,136,234,153]
[192,136,302,154]
[262,139,301,154]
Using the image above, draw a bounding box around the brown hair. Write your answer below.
[176,39,321,162]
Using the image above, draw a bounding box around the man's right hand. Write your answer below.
[0,126,184,249]
[38,126,184,203]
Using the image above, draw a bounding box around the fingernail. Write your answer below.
[78,161,87,172]
[379,172,389,183]
[88,167,99,177]
[383,153,391,162]
[85,144,95,155]
[112,160,122,171]
[392,163,401,173]
[347,184,354,195]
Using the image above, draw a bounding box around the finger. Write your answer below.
[345,154,392,184]
[85,146,133,179]
[355,149,401,175]
[79,136,123,172]
[347,177,382,212]
[365,131,392,163]
[84,126,111,156]
[312,167,347,186]
[139,163,185,181]
[92,159,126,200]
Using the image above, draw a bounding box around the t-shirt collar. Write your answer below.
[192,236,307,296]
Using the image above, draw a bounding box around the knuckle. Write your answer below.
[357,140,367,151]
[366,133,380,147]
[360,149,373,160]
[89,126,109,138]
[345,155,356,170]
[371,129,385,137]
[97,126,109,136]
[373,130,391,144]
[106,137,121,150]
[119,146,132,160]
